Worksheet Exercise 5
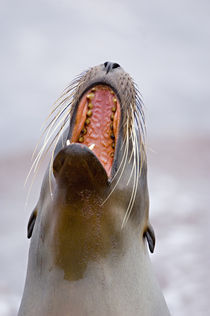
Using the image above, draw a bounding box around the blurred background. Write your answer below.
[0,0,209,315]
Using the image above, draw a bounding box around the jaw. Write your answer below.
[53,143,108,195]
[68,84,121,178]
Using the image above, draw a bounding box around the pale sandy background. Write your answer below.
[0,0,210,315]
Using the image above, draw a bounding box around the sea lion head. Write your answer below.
[27,62,155,282]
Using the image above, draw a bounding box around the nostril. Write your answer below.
[112,63,120,69]
[104,61,121,74]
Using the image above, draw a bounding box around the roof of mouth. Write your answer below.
[70,85,121,177]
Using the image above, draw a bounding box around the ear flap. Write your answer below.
[27,208,37,239]
[144,223,155,253]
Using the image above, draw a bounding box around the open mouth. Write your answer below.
[70,85,121,177]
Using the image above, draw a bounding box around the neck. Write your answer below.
[48,198,137,281]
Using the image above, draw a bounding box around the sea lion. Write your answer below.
[18,62,170,315]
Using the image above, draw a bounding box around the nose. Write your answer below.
[104,61,120,74]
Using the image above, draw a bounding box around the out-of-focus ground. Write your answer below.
[0,0,210,315]
[149,137,210,315]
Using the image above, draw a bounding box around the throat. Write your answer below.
[51,200,122,281]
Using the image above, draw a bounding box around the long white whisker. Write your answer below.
[33,110,70,174]
[121,125,139,228]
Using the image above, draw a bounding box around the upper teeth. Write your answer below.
[66,139,70,146]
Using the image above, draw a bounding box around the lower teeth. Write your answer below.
[89,144,95,150]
